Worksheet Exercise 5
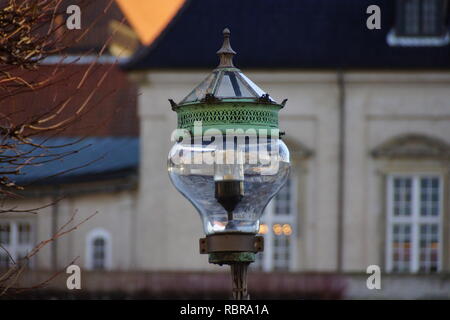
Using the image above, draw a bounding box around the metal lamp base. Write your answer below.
[199,232,263,258]
[199,233,263,300]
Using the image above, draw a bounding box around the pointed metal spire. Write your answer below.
[216,28,236,68]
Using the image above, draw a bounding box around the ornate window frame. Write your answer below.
[372,133,450,273]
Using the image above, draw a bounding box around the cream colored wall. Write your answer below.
[251,72,341,271]
[344,73,450,271]
[135,70,450,273]
[0,189,136,271]
[57,190,137,270]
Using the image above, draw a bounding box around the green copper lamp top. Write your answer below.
[170,28,286,134]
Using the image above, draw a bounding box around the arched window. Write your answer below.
[92,237,106,270]
[86,228,112,270]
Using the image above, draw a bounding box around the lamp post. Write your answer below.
[168,29,290,300]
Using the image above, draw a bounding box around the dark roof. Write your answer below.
[123,0,450,70]
[11,137,139,186]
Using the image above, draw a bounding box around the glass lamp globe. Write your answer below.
[167,28,290,237]
[168,136,290,235]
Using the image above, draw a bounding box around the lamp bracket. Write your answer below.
[199,233,264,254]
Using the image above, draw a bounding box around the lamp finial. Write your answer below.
[216,28,236,68]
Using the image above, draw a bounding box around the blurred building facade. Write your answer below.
[0,0,141,278]
[1,0,450,299]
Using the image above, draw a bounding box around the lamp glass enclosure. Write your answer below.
[168,136,290,235]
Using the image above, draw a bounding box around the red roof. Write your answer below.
[2,63,138,137]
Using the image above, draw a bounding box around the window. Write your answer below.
[388,0,449,46]
[0,221,33,269]
[253,177,297,272]
[92,238,106,270]
[397,0,447,36]
[386,175,442,273]
[86,228,112,270]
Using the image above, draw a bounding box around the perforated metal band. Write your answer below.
[176,103,281,134]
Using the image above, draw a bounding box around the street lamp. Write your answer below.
[168,28,290,299]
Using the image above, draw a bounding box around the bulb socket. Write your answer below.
[214,180,244,215]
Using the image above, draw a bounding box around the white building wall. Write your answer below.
[63,190,136,270]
